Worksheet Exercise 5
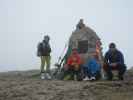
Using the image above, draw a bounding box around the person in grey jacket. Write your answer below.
[37,35,51,79]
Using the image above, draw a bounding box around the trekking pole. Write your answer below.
[55,34,71,68]
[59,44,67,64]
[55,41,68,70]
[58,43,68,62]
[53,41,69,78]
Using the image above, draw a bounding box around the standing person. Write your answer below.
[104,43,126,80]
[37,35,51,79]
[83,53,101,81]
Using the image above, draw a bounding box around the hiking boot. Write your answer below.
[90,76,96,81]
[46,73,51,80]
[41,73,45,79]
[118,76,124,81]
[64,74,71,80]
[83,77,90,81]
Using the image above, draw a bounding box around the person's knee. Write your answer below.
[117,64,126,72]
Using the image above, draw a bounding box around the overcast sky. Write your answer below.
[0,0,133,72]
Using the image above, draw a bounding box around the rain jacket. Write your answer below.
[104,50,125,66]
[85,58,101,74]
[67,53,82,66]
[37,40,51,56]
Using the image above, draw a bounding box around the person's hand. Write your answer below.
[110,63,117,67]
[71,62,76,66]
[75,64,79,70]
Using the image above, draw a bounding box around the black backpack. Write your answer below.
[37,42,43,56]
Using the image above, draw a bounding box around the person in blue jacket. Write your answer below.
[104,43,126,80]
[83,53,101,81]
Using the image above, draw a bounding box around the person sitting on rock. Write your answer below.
[83,52,101,81]
[63,48,82,81]
[104,43,126,80]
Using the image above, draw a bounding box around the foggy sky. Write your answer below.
[0,0,133,72]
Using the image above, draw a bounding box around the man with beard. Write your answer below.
[104,43,126,80]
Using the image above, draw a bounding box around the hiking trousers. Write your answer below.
[64,65,81,80]
[83,66,101,79]
[106,64,126,80]
[40,56,51,73]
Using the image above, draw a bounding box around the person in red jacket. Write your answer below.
[64,48,82,80]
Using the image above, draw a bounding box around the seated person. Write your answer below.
[63,48,82,81]
[83,52,101,81]
[104,43,126,80]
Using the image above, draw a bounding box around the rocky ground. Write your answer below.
[0,69,133,100]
